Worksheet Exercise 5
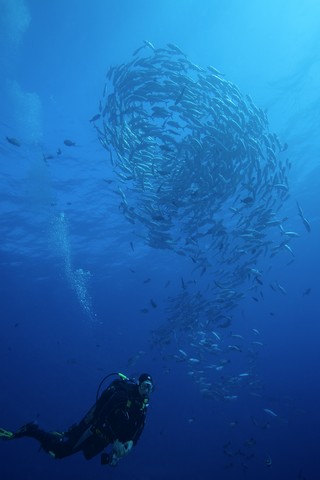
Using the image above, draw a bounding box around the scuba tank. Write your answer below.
[95,372,130,402]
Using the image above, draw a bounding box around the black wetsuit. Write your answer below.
[18,379,148,461]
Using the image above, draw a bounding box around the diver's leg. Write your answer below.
[8,421,107,461]
[14,423,79,459]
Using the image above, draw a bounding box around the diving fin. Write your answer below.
[0,427,15,440]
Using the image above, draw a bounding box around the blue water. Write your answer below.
[1,1,319,479]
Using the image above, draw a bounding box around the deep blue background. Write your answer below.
[1,1,319,479]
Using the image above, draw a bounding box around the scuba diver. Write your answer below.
[0,372,153,467]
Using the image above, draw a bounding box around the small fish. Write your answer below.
[265,455,272,467]
[252,328,260,335]
[6,136,21,147]
[245,437,256,446]
[301,216,311,233]
[283,231,299,238]
[269,283,277,292]
[302,288,311,296]
[250,268,262,276]
[143,40,155,51]
[297,201,311,232]
[130,242,134,252]
[273,183,288,191]
[64,139,76,147]
[208,65,224,76]
[296,201,304,217]
[228,345,242,352]
[167,43,185,55]
[200,266,207,276]
[250,416,258,426]
[263,408,277,417]
[89,114,101,122]
[212,331,221,341]
[284,244,294,257]
[228,421,238,428]
[150,298,157,308]
[189,357,200,363]
[241,196,254,204]
[178,349,188,357]
[43,153,55,161]
[230,334,244,339]
[132,45,144,56]
[143,278,151,283]
[175,86,186,105]
[140,308,148,314]
[276,282,287,295]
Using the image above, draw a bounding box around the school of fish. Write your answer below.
[94,42,301,402]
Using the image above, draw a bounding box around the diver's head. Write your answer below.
[138,373,154,397]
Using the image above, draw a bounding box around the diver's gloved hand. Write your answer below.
[110,439,133,465]
[123,440,133,454]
